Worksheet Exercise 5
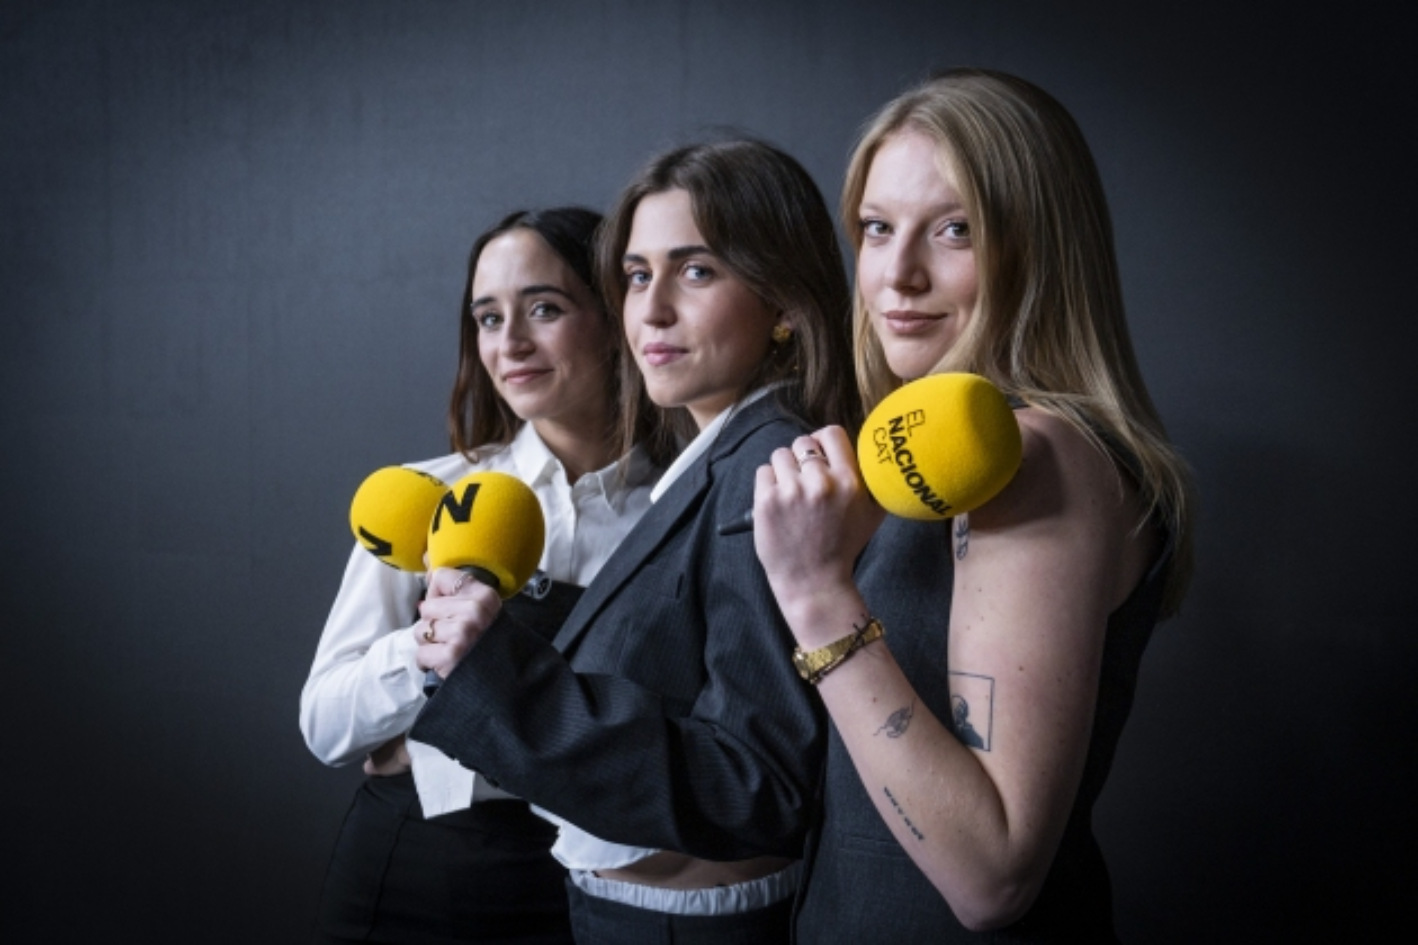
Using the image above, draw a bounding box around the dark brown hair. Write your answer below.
[596,139,859,465]
[446,206,612,457]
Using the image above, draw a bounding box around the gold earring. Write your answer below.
[771,323,792,344]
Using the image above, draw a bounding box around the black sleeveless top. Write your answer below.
[794,496,1171,942]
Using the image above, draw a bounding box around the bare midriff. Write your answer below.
[596,852,794,890]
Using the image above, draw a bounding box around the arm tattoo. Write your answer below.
[954,515,970,560]
[883,786,925,841]
[875,700,915,738]
[947,670,995,751]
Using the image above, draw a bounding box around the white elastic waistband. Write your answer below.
[568,861,801,916]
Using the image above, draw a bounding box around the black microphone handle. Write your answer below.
[423,565,501,696]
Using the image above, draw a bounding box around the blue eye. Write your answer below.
[684,264,713,282]
[625,269,650,288]
[861,218,891,238]
[474,309,502,330]
[529,300,563,319]
[942,220,971,241]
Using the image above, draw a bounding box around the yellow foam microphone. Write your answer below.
[718,372,1022,535]
[425,471,546,599]
[349,466,451,571]
[857,373,1022,521]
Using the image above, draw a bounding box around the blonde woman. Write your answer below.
[753,69,1195,941]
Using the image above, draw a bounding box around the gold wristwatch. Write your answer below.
[792,617,885,685]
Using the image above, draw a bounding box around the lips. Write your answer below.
[880,309,946,334]
[501,368,551,385]
[640,343,687,367]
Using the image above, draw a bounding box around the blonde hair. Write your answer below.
[842,68,1195,615]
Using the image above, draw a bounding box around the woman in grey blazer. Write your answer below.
[410,139,861,943]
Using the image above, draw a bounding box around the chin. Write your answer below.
[883,339,955,381]
[642,381,682,410]
[883,351,936,382]
[501,393,550,419]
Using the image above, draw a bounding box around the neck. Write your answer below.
[531,417,616,483]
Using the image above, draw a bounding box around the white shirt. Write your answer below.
[299,423,659,817]
[542,388,772,870]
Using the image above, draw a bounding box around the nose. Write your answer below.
[499,315,536,358]
[882,236,929,295]
[629,273,675,328]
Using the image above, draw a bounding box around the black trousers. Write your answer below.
[564,879,792,945]
[315,773,573,945]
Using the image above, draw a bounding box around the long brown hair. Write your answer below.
[446,207,613,457]
[842,69,1195,615]
[597,139,859,466]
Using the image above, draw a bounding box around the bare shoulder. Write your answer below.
[971,408,1132,531]
[963,408,1158,610]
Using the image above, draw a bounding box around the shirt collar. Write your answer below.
[650,385,778,504]
[507,423,561,487]
[509,423,661,514]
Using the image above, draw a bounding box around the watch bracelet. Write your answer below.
[803,617,885,685]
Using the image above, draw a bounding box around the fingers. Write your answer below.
[768,434,832,486]
[426,566,484,599]
[792,436,829,470]
[416,577,501,677]
[769,443,805,484]
[813,426,859,474]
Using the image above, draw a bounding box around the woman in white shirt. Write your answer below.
[301,207,659,945]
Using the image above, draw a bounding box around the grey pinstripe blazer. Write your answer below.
[410,395,827,861]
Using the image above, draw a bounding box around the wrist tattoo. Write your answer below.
[875,700,915,738]
[883,786,925,841]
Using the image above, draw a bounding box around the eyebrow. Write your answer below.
[858,199,966,216]
[469,284,575,309]
[622,244,715,266]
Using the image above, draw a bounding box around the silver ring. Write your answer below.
[796,449,827,465]
[451,572,472,594]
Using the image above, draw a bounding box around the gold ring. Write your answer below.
[423,620,437,643]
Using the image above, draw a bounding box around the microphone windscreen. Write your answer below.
[425,471,546,598]
[856,373,1022,521]
[349,466,450,571]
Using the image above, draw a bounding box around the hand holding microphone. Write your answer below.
[750,374,1023,625]
[733,372,1023,533]
[347,466,546,689]
[418,471,546,683]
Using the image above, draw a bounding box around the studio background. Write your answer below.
[2,1,1412,940]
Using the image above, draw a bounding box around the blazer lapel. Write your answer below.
[550,395,788,657]
[551,456,710,656]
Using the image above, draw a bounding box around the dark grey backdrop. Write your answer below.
[3,1,1413,940]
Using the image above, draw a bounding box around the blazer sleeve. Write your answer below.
[409,420,826,860]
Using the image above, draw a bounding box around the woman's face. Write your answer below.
[856,130,980,381]
[621,188,782,430]
[472,228,613,434]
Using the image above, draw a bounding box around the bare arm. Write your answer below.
[753,412,1157,929]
